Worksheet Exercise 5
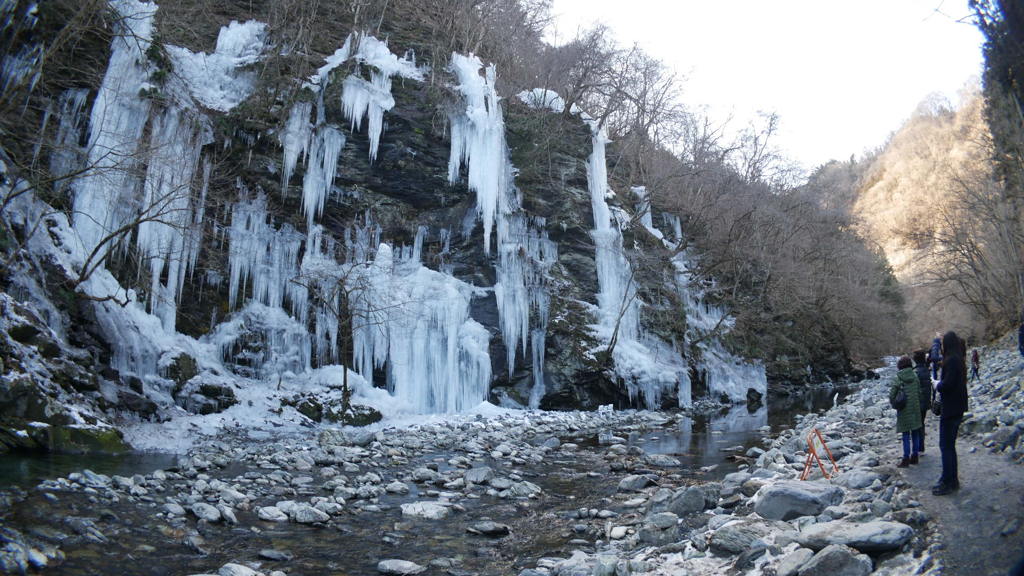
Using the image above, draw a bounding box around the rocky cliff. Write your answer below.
[0,0,768,452]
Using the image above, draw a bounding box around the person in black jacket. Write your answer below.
[929,334,943,380]
[933,330,969,495]
[912,350,931,453]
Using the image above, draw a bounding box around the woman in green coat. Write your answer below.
[890,356,923,467]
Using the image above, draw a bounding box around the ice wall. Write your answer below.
[664,214,768,403]
[347,226,491,413]
[135,107,212,331]
[586,130,688,408]
[166,20,267,112]
[447,57,557,407]
[71,0,156,259]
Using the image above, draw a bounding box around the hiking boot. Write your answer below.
[897,457,910,468]
[932,483,955,496]
[909,454,919,464]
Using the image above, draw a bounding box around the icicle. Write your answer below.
[280,101,313,191]
[135,107,212,331]
[49,88,89,195]
[670,219,766,403]
[165,20,267,112]
[301,124,345,228]
[336,34,423,161]
[586,127,690,408]
[346,218,491,413]
[71,0,157,260]
[447,53,509,255]
[227,192,305,313]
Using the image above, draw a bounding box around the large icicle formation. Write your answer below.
[71,0,156,260]
[663,214,768,403]
[166,20,267,112]
[347,228,491,414]
[302,33,423,162]
[586,130,689,408]
[448,54,509,256]
[447,55,557,408]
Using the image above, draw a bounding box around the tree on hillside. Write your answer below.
[970,0,1024,315]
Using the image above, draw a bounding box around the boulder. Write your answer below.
[776,547,814,576]
[464,466,494,485]
[668,486,706,516]
[754,480,844,520]
[292,504,330,523]
[617,474,655,493]
[710,519,774,555]
[797,520,913,553]
[467,521,510,537]
[832,469,885,490]
[797,544,872,576]
[191,503,221,523]
[400,502,449,520]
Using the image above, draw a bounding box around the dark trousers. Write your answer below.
[930,361,939,380]
[938,416,962,487]
[901,429,922,458]
[919,409,928,449]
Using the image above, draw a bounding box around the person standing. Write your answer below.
[970,348,980,381]
[933,330,969,495]
[890,356,923,467]
[912,350,931,453]
[929,334,943,380]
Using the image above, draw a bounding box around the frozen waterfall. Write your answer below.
[447,56,557,408]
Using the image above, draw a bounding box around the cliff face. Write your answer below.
[0,0,769,450]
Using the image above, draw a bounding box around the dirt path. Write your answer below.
[898,414,1024,576]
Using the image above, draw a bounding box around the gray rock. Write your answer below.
[754,480,844,520]
[646,512,678,530]
[777,547,815,576]
[218,564,260,576]
[257,506,289,522]
[377,559,427,575]
[668,485,706,516]
[385,481,410,494]
[506,481,541,498]
[797,520,913,553]
[164,502,186,516]
[401,502,449,519]
[644,454,681,467]
[292,504,330,523]
[710,519,773,555]
[833,469,884,490]
[797,544,872,576]
[617,474,654,493]
[411,467,439,483]
[191,503,221,523]
[464,466,494,485]
[593,555,618,576]
[467,521,511,536]
[541,437,561,449]
[259,549,294,561]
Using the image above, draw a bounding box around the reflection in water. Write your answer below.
[0,451,177,488]
[635,385,850,474]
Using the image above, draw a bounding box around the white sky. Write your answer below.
[546,0,985,171]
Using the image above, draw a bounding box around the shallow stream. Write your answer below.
[0,386,853,575]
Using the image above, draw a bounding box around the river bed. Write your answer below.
[0,386,853,575]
